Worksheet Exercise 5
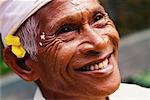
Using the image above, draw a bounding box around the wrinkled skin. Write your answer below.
[33,0,121,99]
[4,0,120,99]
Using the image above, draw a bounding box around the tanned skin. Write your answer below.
[4,0,120,99]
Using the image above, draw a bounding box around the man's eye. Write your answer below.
[94,14,103,22]
[58,25,78,33]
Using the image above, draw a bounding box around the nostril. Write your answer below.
[86,50,101,56]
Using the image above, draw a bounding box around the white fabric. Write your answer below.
[0,0,52,46]
[110,83,150,100]
[34,83,150,100]
[34,87,45,100]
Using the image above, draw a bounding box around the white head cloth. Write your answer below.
[0,0,52,46]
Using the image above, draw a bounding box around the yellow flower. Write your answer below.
[5,34,20,46]
[5,34,26,58]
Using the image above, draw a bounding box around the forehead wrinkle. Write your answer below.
[46,0,103,20]
[49,6,105,28]
[41,0,106,34]
[36,0,70,34]
[51,10,83,24]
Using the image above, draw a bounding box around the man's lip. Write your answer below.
[75,51,113,70]
[76,53,115,78]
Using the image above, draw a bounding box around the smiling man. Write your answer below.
[0,0,149,100]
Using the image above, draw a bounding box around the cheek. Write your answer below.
[56,41,79,70]
[102,26,119,39]
[36,40,79,84]
[35,38,64,81]
[99,26,120,50]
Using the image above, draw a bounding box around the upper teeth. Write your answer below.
[80,58,109,71]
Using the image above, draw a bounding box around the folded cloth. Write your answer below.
[0,0,52,47]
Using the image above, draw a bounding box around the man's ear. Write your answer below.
[3,46,39,82]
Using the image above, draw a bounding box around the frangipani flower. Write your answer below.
[5,34,26,58]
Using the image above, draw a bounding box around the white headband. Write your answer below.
[0,0,52,47]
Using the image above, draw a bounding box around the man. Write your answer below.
[0,0,149,100]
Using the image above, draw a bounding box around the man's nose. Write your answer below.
[79,25,108,55]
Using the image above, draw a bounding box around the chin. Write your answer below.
[71,52,121,97]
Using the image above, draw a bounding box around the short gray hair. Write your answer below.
[16,16,39,59]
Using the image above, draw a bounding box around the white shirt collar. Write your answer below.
[34,83,150,100]
[34,87,45,100]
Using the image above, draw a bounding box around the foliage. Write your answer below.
[123,70,150,88]
[0,33,11,76]
[0,60,11,76]
[131,70,150,88]
[102,0,150,37]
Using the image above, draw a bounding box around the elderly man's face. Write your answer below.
[34,0,120,98]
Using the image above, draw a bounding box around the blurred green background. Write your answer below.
[0,0,150,88]
[0,34,11,76]
[102,0,150,37]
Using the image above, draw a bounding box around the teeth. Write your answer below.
[99,62,103,69]
[90,65,95,71]
[94,64,99,70]
[103,59,108,68]
[80,58,109,71]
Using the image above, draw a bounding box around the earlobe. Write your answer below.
[3,46,39,82]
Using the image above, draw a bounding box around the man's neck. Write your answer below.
[40,87,107,100]
[36,81,108,100]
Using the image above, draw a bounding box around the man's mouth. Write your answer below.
[76,52,112,72]
[75,52,115,77]
[78,57,109,72]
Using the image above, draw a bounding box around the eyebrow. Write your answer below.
[48,5,106,34]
